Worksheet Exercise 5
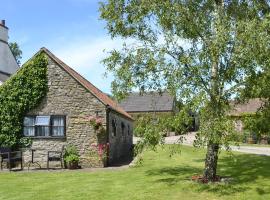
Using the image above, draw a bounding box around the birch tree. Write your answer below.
[100,0,270,181]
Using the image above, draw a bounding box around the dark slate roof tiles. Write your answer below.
[119,92,175,112]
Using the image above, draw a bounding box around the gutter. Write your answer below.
[0,70,11,76]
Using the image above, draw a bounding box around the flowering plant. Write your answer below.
[91,143,109,161]
[86,116,103,132]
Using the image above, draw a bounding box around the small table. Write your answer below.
[27,149,41,170]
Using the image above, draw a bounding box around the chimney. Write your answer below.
[0,20,8,43]
[0,20,6,26]
[0,20,19,83]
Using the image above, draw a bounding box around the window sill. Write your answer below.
[25,136,66,139]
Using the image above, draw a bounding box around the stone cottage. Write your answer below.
[23,48,133,168]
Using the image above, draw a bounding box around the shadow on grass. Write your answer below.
[145,165,201,186]
[195,153,270,196]
[145,153,270,196]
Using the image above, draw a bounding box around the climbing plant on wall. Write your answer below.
[0,53,48,148]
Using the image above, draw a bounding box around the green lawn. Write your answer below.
[0,145,270,200]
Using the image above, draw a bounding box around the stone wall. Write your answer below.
[23,56,107,168]
[108,109,133,165]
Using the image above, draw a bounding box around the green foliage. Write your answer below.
[9,42,22,66]
[195,111,238,150]
[134,107,193,154]
[134,116,164,154]
[100,0,270,145]
[64,145,79,158]
[100,1,270,179]
[0,53,48,148]
[243,108,270,137]
[64,145,80,163]
[64,154,80,163]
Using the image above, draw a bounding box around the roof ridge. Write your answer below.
[38,47,132,120]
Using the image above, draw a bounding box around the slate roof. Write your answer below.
[119,92,175,112]
[229,98,264,116]
[36,47,132,120]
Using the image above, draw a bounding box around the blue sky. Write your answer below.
[1,0,119,93]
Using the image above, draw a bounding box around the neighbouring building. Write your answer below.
[229,98,264,133]
[119,92,199,132]
[0,20,19,85]
[22,48,133,168]
[119,91,177,119]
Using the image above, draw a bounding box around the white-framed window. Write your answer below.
[23,115,66,137]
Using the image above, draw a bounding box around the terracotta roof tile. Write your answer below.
[39,47,132,120]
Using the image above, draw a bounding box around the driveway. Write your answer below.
[134,132,270,156]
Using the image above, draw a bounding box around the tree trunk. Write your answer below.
[204,143,219,181]
[202,0,223,182]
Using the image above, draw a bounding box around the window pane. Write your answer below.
[36,126,49,136]
[52,127,64,136]
[52,117,64,126]
[121,122,125,136]
[51,116,65,136]
[128,125,130,135]
[35,116,50,126]
[112,119,117,137]
[23,127,35,136]
[23,117,35,126]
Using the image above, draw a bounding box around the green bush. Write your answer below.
[64,154,80,163]
[0,53,48,148]
[64,145,80,163]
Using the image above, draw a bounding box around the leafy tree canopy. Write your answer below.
[9,42,22,66]
[100,0,270,181]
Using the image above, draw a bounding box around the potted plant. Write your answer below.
[63,145,80,169]
[65,154,79,169]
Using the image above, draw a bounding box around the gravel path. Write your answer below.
[134,132,270,156]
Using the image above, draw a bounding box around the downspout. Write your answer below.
[106,105,111,166]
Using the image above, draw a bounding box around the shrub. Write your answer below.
[64,154,80,163]
[63,145,80,163]
[0,53,48,148]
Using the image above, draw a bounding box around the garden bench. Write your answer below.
[47,146,65,169]
[0,147,23,171]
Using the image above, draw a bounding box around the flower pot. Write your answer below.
[67,161,79,169]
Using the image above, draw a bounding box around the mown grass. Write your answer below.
[0,145,270,200]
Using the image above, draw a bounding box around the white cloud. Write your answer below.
[51,36,123,94]
[55,37,118,70]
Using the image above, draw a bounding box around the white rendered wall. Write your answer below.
[0,24,19,75]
